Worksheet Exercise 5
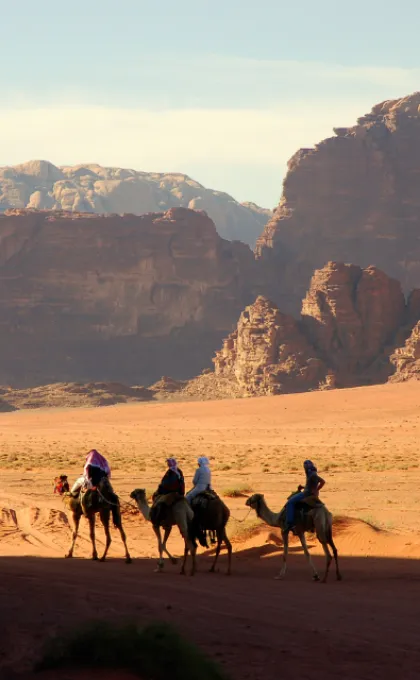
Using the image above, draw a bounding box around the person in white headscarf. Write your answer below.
[186,456,212,503]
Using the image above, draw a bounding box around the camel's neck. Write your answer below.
[135,498,151,522]
[255,499,281,528]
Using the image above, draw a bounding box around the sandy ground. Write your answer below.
[2,381,420,679]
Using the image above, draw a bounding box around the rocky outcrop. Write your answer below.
[208,262,408,396]
[256,92,420,314]
[0,161,271,247]
[0,382,153,409]
[301,262,405,385]
[213,296,326,395]
[389,322,420,382]
[0,208,262,387]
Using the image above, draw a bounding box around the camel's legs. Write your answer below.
[209,535,222,573]
[153,525,165,571]
[180,538,196,576]
[299,532,319,581]
[181,541,188,575]
[161,527,177,564]
[113,514,132,564]
[329,537,341,581]
[99,510,112,562]
[275,530,289,579]
[320,542,333,583]
[188,538,197,576]
[89,515,98,560]
[65,512,81,558]
[209,529,232,575]
[224,531,232,575]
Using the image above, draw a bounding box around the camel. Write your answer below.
[57,478,132,564]
[190,493,232,575]
[245,493,341,582]
[130,488,197,575]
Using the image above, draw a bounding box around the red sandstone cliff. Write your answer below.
[301,262,405,385]
[256,92,420,314]
[213,296,326,395]
[389,322,420,382]
[209,262,409,396]
[0,208,261,386]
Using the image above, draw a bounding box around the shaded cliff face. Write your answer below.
[301,262,405,384]
[210,262,408,396]
[0,208,261,386]
[256,92,420,314]
[0,161,271,247]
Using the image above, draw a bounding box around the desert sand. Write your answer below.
[2,381,420,679]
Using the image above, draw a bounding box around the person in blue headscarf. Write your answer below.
[186,456,212,503]
[285,460,325,532]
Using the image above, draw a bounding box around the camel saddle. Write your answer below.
[190,489,219,511]
[293,496,324,534]
[150,492,184,526]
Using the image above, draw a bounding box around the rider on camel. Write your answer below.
[151,458,185,524]
[155,458,185,498]
[70,449,112,498]
[186,456,212,503]
[285,460,325,532]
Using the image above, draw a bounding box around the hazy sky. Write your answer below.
[1,0,420,206]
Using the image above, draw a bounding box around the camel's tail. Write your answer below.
[110,498,121,528]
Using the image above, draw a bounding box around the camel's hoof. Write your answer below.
[337,574,343,581]
[226,571,231,576]
[209,567,215,573]
[99,557,106,563]
[180,570,186,576]
[64,553,72,559]
[170,558,178,565]
[92,556,99,561]
[274,574,284,580]
[125,557,132,565]
[313,574,320,582]
[154,567,164,573]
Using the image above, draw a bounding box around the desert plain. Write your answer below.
[1,381,420,679]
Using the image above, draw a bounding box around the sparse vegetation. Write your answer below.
[222,484,253,498]
[36,620,229,680]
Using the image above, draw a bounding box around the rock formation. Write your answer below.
[389,322,420,382]
[208,262,409,396]
[0,382,153,410]
[256,92,420,314]
[0,161,271,247]
[301,262,405,385]
[0,208,261,387]
[214,296,326,395]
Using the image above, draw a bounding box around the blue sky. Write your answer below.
[1,0,420,206]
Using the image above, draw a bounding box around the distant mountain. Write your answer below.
[0,160,271,247]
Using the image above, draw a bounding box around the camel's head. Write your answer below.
[245,493,264,512]
[130,488,147,502]
[53,475,70,495]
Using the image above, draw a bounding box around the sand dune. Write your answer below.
[2,381,420,678]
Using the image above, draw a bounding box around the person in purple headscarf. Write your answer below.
[155,458,185,497]
[284,460,325,532]
[70,449,112,497]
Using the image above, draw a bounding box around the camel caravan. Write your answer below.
[54,451,341,582]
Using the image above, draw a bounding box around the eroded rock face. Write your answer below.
[0,208,261,386]
[389,322,420,381]
[210,262,407,395]
[214,296,326,395]
[256,92,420,314]
[301,262,405,384]
[0,161,271,247]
